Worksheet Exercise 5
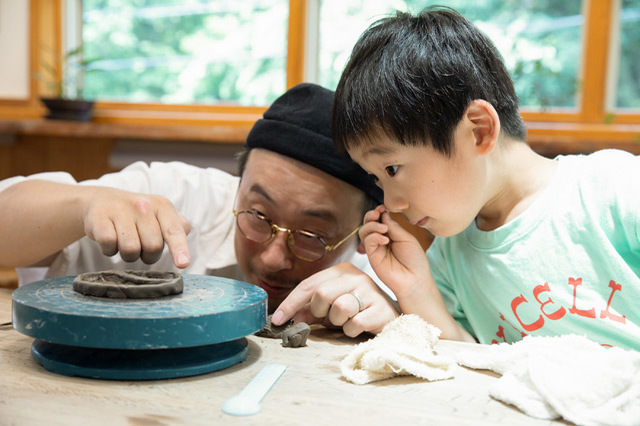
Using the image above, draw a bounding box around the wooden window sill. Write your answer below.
[0,118,252,144]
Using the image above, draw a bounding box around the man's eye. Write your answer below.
[385,165,399,177]
[250,208,268,219]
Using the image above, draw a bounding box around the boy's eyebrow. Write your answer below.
[359,145,395,159]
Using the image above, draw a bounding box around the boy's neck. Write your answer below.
[475,141,557,231]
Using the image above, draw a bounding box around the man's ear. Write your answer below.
[464,100,500,156]
[357,241,366,254]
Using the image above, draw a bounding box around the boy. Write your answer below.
[332,7,640,350]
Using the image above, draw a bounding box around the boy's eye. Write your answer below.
[385,165,399,177]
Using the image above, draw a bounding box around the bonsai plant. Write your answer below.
[34,45,98,121]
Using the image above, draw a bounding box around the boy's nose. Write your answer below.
[383,192,408,213]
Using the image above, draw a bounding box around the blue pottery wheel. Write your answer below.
[12,274,267,380]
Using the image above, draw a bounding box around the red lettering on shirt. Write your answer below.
[492,325,507,344]
[491,313,527,344]
[500,312,527,337]
[533,282,566,320]
[511,294,545,332]
[568,277,596,318]
[599,280,626,324]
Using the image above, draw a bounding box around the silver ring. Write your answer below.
[350,291,364,312]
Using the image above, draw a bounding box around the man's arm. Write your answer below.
[0,179,191,268]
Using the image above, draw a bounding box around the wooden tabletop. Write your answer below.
[0,288,564,425]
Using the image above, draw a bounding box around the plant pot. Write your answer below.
[40,97,95,122]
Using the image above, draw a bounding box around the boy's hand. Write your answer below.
[271,261,399,337]
[360,205,476,343]
[82,187,191,268]
[360,205,430,300]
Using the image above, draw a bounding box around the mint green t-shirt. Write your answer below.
[427,150,640,351]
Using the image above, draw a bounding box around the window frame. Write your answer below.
[1,0,638,145]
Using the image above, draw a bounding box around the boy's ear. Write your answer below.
[464,100,500,156]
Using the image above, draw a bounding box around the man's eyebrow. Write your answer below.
[299,208,338,224]
[249,183,273,203]
[249,183,338,224]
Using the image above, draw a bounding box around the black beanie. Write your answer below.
[245,83,383,205]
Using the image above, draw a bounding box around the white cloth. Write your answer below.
[341,314,458,385]
[456,334,640,426]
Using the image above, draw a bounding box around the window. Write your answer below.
[79,0,587,110]
[82,0,288,105]
[316,1,584,111]
[613,0,640,109]
[2,0,638,138]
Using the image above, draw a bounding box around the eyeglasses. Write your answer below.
[232,208,361,262]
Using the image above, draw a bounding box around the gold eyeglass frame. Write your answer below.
[232,207,361,262]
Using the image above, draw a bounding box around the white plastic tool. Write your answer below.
[222,363,287,416]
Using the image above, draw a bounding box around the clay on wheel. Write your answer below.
[72,270,184,299]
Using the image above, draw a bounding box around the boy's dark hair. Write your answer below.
[332,7,527,156]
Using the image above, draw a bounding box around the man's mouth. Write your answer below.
[257,279,294,298]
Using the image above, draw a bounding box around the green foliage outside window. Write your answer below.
[80,1,638,111]
[318,0,583,110]
[617,0,640,108]
[82,0,287,105]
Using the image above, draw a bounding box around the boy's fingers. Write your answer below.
[363,205,386,223]
[381,211,414,240]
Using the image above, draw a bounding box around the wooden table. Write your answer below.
[0,289,564,425]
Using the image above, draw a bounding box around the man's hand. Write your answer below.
[0,180,191,269]
[271,261,399,337]
[82,187,191,267]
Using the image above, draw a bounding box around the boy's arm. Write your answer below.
[0,179,191,269]
[360,206,475,343]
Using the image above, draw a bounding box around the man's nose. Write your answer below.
[260,231,294,271]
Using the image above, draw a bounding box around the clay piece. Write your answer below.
[281,322,311,348]
[255,314,294,338]
[256,314,310,347]
[72,270,184,299]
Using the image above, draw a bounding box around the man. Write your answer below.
[0,83,398,336]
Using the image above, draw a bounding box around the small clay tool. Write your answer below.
[222,364,287,416]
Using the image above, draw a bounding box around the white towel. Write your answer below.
[456,334,640,426]
[340,314,457,385]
